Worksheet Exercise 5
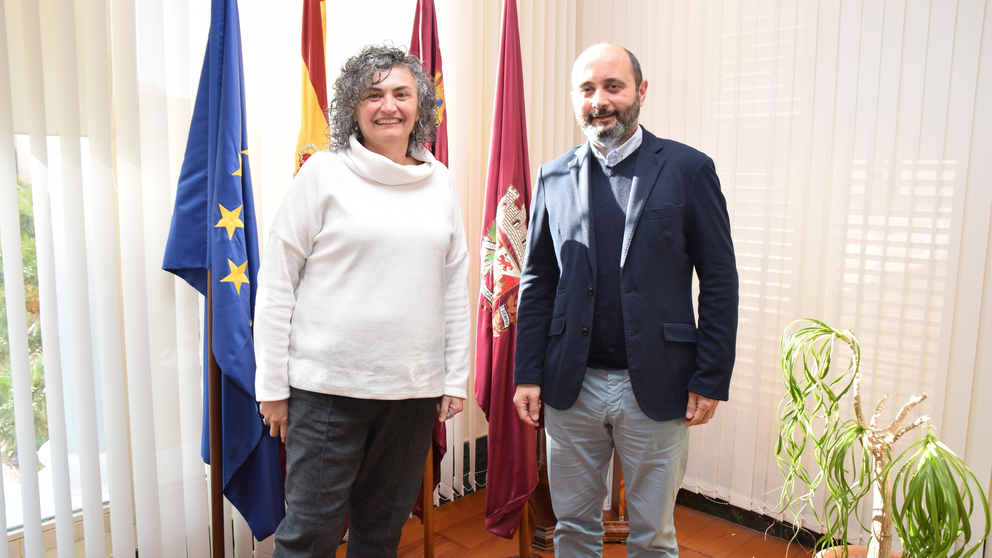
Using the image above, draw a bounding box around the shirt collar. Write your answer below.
[589,125,643,169]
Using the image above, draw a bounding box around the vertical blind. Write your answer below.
[0,0,990,557]
[613,0,991,546]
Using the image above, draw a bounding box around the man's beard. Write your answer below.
[576,99,640,148]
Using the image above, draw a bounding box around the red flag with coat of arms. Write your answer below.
[474,0,537,539]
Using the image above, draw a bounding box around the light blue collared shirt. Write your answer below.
[589,125,643,169]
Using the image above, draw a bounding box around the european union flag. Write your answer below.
[162,0,284,540]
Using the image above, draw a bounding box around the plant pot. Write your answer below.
[815,546,901,558]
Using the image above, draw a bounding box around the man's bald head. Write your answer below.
[572,44,643,90]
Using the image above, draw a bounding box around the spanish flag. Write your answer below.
[294,0,327,175]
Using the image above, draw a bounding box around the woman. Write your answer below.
[254,44,470,557]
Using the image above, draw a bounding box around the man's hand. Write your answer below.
[685,391,719,426]
[513,384,542,427]
[437,396,465,422]
[260,399,289,443]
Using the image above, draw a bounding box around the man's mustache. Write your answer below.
[586,108,618,124]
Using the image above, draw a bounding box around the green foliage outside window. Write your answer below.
[0,178,49,471]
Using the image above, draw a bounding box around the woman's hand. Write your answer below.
[259,399,289,443]
[437,396,464,422]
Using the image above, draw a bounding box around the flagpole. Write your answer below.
[207,272,225,558]
[517,505,530,558]
[422,447,435,557]
[408,3,446,554]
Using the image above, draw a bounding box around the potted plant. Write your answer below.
[776,319,990,558]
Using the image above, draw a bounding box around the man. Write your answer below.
[512,44,738,557]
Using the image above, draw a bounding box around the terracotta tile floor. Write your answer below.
[335,488,815,557]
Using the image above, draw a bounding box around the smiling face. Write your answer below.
[571,44,648,150]
[354,66,419,158]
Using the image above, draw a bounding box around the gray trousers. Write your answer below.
[272,388,436,558]
[545,368,690,557]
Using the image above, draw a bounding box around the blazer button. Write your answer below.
[581,327,589,336]
[587,287,594,295]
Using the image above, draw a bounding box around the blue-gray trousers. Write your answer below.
[545,368,691,557]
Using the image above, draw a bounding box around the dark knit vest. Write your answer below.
[586,149,638,370]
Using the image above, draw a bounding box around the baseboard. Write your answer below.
[675,490,820,549]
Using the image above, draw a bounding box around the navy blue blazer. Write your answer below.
[513,128,739,421]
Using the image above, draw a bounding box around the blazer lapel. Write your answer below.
[569,142,597,282]
[621,130,666,268]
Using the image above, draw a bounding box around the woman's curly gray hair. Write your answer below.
[327,44,438,153]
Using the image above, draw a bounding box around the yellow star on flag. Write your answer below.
[215,204,244,240]
[232,149,249,176]
[221,258,250,295]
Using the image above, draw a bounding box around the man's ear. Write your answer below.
[638,79,648,107]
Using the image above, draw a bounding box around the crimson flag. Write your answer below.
[409,0,448,165]
[409,0,449,520]
[474,0,537,539]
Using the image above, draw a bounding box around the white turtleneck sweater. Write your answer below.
[253,136,471,402]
